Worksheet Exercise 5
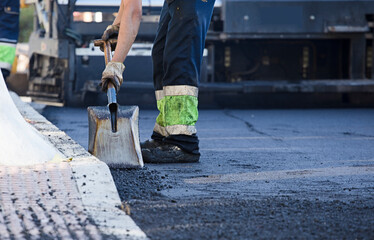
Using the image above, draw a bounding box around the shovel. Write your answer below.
[87,39,144,168]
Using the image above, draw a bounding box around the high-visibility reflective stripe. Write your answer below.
[0,42,17,48]
[0,39,17,44]
[0,62,12,70]
[156,95,198,125]
[155,85,198,101]
[164,85,198,97]
[0,43,16,68]
[154,123,197,137]
[155,90,163,101]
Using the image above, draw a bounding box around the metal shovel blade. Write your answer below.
[87,106,144,168]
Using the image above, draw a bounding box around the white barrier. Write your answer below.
[0,71,64,165]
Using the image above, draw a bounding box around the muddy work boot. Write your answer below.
[141,140,200,163]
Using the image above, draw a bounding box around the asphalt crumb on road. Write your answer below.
[110,167,168,201]
[110,167,374,240]
[41,106,374,239]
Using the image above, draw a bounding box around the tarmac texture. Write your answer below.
[42,107,374,239]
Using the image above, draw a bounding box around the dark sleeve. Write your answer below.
[0,0,20,41]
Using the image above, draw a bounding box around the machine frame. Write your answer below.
[26,0,374,107]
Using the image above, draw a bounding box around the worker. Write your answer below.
[101,0,215,163]
[0,0,20,81]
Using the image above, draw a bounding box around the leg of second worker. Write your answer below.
[141,2,180,161]
[153,0,215,159]
[150,1,170,143]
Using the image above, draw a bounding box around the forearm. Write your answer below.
[112,2,124,26]
[112,0,142,63]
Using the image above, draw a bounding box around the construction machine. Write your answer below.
[26,0,374,107]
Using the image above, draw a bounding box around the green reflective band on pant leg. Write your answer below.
[0,45,16,65]
[156,98,166,127]
[156,95,198,127]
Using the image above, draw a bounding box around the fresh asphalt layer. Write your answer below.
[41,107,374,239]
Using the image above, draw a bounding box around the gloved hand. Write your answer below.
[102,24,120,41]
[101,62,125,92]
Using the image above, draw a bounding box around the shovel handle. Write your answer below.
[94,39,119,132]
[103,41,112,65]
[104,41,118,133]
[107,83,118,133]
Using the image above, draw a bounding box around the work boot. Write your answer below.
[141,140,200,163]
[140,139,162,149]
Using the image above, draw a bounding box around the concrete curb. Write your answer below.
[11,93,147,240]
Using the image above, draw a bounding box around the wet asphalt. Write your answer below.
[41,107,374,239]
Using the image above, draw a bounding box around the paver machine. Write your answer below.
[26,0,374,107]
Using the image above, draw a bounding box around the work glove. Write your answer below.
[102,24,120,41]
[101,62,125,92]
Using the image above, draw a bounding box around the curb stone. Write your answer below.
[10,92,148,240]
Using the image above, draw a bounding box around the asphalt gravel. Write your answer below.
[127,197,374,240]
[42,107,374,239]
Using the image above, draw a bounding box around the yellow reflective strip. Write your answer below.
[155,85,198,101]
[166,125,197,135]
[0,62,12,70]
[163,85,198,97]
[0,42,16,48]
[155,90,164,101]
[154,123,168,136]
[153,123,197,137]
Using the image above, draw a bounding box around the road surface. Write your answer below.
[41,107,374,239]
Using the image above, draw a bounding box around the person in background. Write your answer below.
[0,0,20,81]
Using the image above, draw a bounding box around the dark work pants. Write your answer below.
[1,69,10,80]
[151,0,215,154]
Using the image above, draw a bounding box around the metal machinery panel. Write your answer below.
[25,0,374,107]
[75,43,154,92]
[223,0,374,34]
